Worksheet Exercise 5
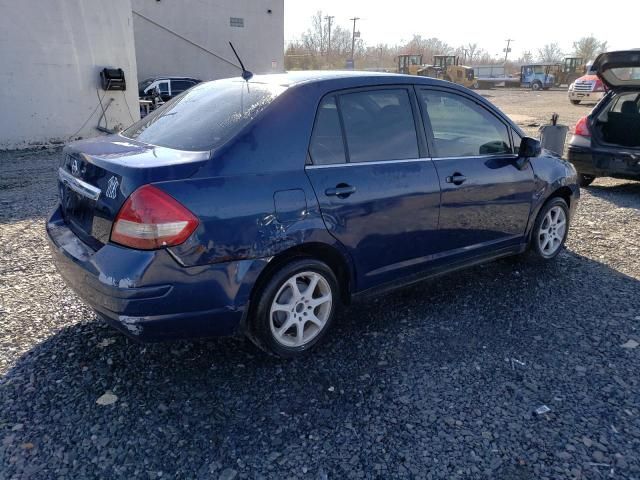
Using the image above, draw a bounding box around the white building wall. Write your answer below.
[131,0,284,82]
[0,0,139,150]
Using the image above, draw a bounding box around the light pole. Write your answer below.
[503,39,514,64]
[350,17,360,65]
[325,15,334,58]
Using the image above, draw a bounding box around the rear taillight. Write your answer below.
[573,116,591,138]
[111,185,199,250]
[593,79,605,92]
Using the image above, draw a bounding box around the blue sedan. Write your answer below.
[47,71,579,357]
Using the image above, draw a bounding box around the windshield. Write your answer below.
[123,79,287,151]
[138,78,155,92]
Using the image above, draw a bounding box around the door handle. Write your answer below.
[325,184,356,198]
[446,173,467,185]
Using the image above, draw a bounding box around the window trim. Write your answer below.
[307,94,349,166]
[306,157,433,170]
[416,86,518,160]
[306,85,429,167]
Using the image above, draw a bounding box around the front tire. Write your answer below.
[531,81,542,91]
[247,259,339,358]
[578,173,595,187]
[570,99,581,105]
[528,197,570,260]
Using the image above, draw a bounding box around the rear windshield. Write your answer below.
[123,80,287,151]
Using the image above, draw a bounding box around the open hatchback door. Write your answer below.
[592,50,640,90]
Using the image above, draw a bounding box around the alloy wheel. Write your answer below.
[537,206,567,257]
[269,271,333,348]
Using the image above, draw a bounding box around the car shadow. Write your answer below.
[1,249,639,477]
[587,180,640,208]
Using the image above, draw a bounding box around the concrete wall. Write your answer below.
[0,0,140,150]
[132,0,284,82]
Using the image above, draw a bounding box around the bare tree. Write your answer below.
[537,43,564,63]
[466,43,479,64]
[301,11,326,55]
[403,35,452,64]
[573,36,608,62]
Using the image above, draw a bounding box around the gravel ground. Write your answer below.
[1,90,640,479]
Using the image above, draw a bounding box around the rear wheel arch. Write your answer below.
[250,242,353,309]
[525,186,574,245]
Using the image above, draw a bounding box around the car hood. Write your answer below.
[592,50,640,90]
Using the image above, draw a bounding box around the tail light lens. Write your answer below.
[573,116,591,138]
[111,185,199,250]
[593,79,605,92]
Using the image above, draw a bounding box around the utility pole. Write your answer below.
[325,15,334,58]
[503,39,514,64]
[350,17,360,63]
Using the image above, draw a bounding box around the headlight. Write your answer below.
[568,82,575,91]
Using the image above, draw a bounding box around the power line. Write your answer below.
[132,10,240,71]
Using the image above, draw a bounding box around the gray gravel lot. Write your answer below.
[1,89,640,479]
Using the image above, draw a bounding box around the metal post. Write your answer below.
[504,39,514,64]
[325,15,334,58]
[350,17,360,62]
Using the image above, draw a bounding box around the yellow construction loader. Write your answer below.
[397,54,423,75]
[418,55,476,88]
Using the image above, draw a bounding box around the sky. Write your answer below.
[284,0,637,60]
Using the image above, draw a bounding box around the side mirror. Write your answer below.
[516,136,541,169]
[519,136,542,157]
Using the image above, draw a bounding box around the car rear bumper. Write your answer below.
[46,205,268,341]
[568,90,605,103]
[567,143,640,180]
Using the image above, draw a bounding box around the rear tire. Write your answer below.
[570,99,581,105]
[247,259,339,358]
[578,173,595,187]
[527,197,570,261]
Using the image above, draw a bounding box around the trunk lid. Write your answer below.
[592,50,640,90]
[58,135,208,248]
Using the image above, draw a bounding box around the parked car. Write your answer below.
[520,64,555,90]
[48,72,579,357]
[138,76,201,102]
[567,50,640,187]
[567,66,606,105]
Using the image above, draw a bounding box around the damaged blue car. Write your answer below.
[47,71,579,357]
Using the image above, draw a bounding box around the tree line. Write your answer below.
[285,11,609,72]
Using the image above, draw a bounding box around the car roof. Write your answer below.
[195,71,520,135]
[245,70,453,88]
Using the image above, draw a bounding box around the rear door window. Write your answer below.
[339,89,419,163]
[309,96,346,165]
[122,80,287,151]
[419,90,512,157]
[171,80,196,95]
